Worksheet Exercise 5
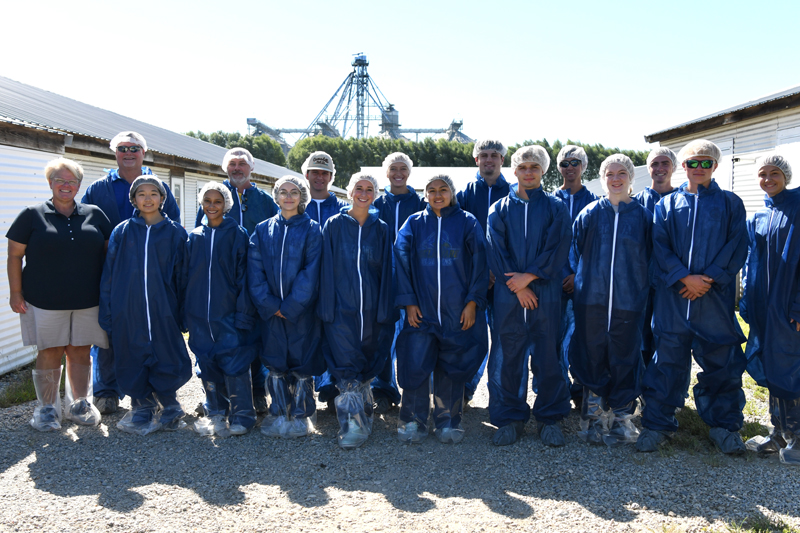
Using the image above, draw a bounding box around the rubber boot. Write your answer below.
[225,372,256,435]
[64,361,101,426]
[30,366,62,432]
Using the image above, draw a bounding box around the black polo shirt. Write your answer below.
[6,200,113,310]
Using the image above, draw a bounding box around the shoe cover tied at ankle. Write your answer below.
[603,401,640,448]
[578,388,610,444]
[195,414,230,437]
[30,367,63,432]
[335,380,372,449]
[262,373,291,438]
[64,361,100,426]
[398,420,428,443]
[118,393,161,435]
[780,433,800,465]
[435,424,465,444]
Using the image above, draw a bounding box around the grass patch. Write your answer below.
[715,514,800,533]
[0,357,66,408]
[741,420,769,441]
[671,406,711,452]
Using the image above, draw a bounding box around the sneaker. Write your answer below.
[31,405,61,432]
[374,397,391,414]
[67,399,101,426]
[398,421,427,444]
[253,396,268,415]
[339,418,369,449]
[95,397,119,415]
[436,426,465,444]
[284,418,311,438]
[228,424,248,436]
[261,415,287,438]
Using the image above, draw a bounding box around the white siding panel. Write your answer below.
[0,145,60,375]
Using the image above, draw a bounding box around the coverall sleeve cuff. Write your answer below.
[234,313,255,330]
[395,294,419,308]
[789,303,800,324]
[703,266,729,286]
[665,267,691,288]
[529,268,546,281]
[465,295,486,311]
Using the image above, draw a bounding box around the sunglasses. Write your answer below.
[685,159,714,169]
[117,145,143,153]
[559,160,581,168]
[241,191,248,212]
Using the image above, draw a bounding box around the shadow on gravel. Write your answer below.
[6,403,799,525]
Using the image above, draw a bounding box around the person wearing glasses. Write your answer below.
[248,176,324,439]
[301,151,349,410]
[740,155,800,465]
[554,145,598,410]
[194,147,279,416]
[637,139,748,454]
[570,154,651,447]
[7,158,113,431]
[456,139,510,405]
[634,148,679,367]
[81,131,181,415]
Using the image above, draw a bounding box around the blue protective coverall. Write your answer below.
[248,212,325,420]
[554,186,599,397]
[641,179,748,433]
[486,185,572,427]
[634,186,678,365]
[185,216,258,429]
[569,198,652,411]
[308,192,351,399]
[99,216,191,407]
[194,180,278,236]
[456,172,511,398]
[82,167,181,401]
[318,209,394,384]
[195,180,278,402]
[394,203,489,430]
[370,185,426,405]
[741,188,800,440]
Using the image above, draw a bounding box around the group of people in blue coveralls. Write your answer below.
[71,128,800,463]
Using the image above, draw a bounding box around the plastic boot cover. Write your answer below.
[157,392,186,431]
[30,367,63,432]
[436,424,465,444]
[492,421,525,446]
[635,428,671,452]
[262,373,291,437]
[578,388,610,444]
[539,422,566,447]
[779,433,800,465]
[603,403,640,448]
[335,381,370,449]
[64,361,101,426]
[225,373,256,433]
[398,420,428,444]
[359,381,375,429]
[709,427,746,455]
[432,374,465,435]
[201,380,228,417]
[280,374,316,437]
[746,429,787,454]
[118,394,161,435]
[194,414,230,437]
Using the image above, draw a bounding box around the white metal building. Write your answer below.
[644,85,800,217]
[0,75,303,375]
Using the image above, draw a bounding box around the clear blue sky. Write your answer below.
[4,0,799,151]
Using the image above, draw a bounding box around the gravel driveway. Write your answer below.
[1,358,797,533]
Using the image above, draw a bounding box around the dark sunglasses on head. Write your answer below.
[685,159,714,169]
[117,146,143,153]
[559,160,581,168]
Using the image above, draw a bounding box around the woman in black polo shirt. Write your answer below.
[6,157,113,431]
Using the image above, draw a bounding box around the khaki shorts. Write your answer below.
[19,303,109,350]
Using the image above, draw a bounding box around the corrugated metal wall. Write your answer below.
[0,145,60,374]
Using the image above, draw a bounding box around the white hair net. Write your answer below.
[557,145,589,175]
[599,154,635,195]
[678,139,721,163]
[302,151,336,177]
[646,147,678,169]
[198,181,234,214]
[759,154,793,185]
[129,175,166,208]
[472,139,507,158]
[424,174,457,206]
[382,152,414,174]
[222,147,255,172]
[511,145,551,174]
[272,175,310,215]
[347,172,379,197]
[110,131,147,152]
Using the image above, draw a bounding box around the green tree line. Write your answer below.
[185,130,649,192]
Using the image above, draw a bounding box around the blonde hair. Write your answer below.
[44,157,84,183]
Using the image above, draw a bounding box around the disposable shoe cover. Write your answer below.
[436,425,465,444]
[66,399,101,426]
[397,421,427,444]
[709,427,746,455]
[635,428,670,452]
[539,423,566,447]
[492,421,524,446]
